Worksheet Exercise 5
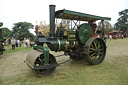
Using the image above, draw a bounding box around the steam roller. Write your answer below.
[25,5,111,76]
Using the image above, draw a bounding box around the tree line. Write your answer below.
[114,9,128,33]
[2,22,35,41]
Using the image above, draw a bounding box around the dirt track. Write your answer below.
[0,50,69,77]
[0,51,29,77]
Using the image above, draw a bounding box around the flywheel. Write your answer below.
[78,23,93,44]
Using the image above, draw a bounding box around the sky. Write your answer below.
[0,0,128,34]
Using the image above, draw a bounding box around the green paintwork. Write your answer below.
[0,37,4,55]
[0,27,4,54]
[0,22,3,27]
[67,31,76,41]
[58,39,78,51]
[43,45,49,64]
[33,44,49,64]
[58,39,66,51]
[55,10,111,21]
[0,38,4,41]
[78,23,93,44]
[0,42,3,55]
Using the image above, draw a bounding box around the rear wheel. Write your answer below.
[84,37,106,65]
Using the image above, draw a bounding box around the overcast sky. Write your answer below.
[0,0,128,34]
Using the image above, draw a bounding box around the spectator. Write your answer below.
[26,38,30,47]
[11,37,16,50]
[5,38,9,50]
[109,35,112,40]
[23,38,27,48]
[16,40,18,47]
[17,40,21,47]
[121,34,124,39]
[28,38,31,47]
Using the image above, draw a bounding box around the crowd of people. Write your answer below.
[4,37,32,50]
[23,38,31,48]
[108,34,124,40]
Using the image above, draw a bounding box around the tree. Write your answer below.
[2,27,11,38]
[114,9,128,33]
[98,20,113,35]
[10,22,35,41]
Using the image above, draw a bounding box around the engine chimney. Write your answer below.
[49,5,55,38]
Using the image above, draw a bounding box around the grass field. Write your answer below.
[0,38,128,85]
[3,44,32,54]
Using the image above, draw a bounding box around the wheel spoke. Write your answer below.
[91,44,94,48]
[90,47,95,50]
[98,41,101,48]
[89,51,94,53]
[38,57,43,62]
[99,49,102,51]
[90,53,95,57]
[99,52,101,55]
[94,41,97,48]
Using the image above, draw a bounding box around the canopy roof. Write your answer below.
[55,9,111,21]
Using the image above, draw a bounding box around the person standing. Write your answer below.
[5,38,9,50]
[109,35,112,40]
[15,40,18,47]
[18,40,21,47]
[23,38,27,48]
[11,37,16,50]
[28,38,30,47]
[121,34,124,39]
[88,20,97,37]
[26,38,29,47]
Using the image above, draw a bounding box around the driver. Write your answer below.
[88,20,97,35]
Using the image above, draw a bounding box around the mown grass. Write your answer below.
[0,38,128,85]
[3,44,32,54]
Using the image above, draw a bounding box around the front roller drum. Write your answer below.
[25,50,57,76]
[84,37,106,65]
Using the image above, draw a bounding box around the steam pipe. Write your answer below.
[49,5,56,38]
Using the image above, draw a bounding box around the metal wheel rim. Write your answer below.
[85,37,106,65]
